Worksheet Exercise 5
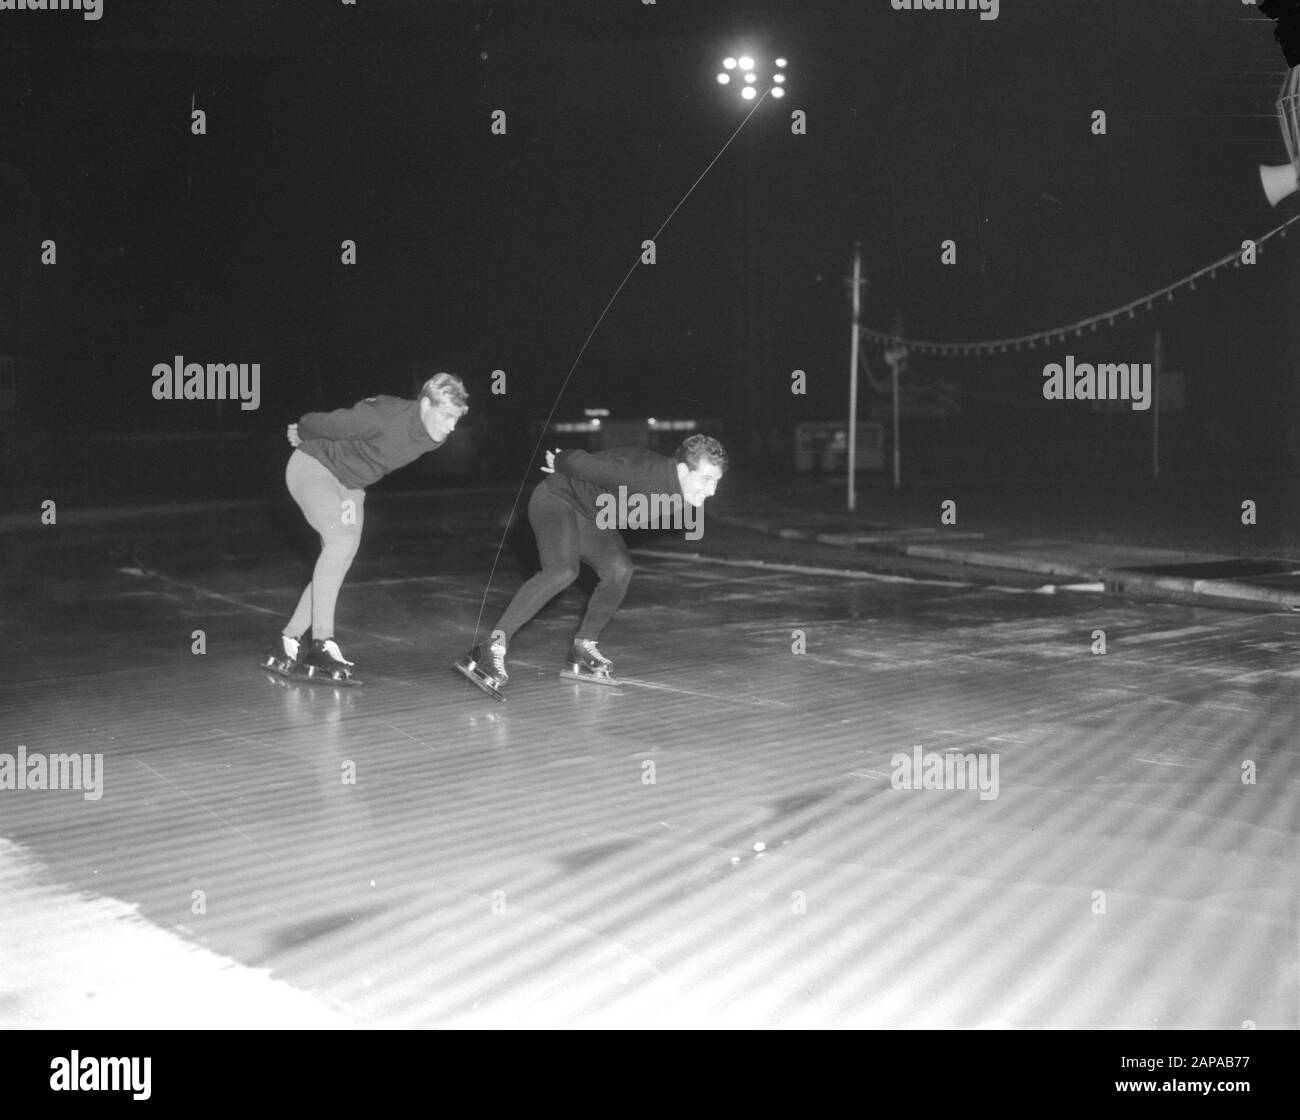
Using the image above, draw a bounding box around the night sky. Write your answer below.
[1,0,1296,467]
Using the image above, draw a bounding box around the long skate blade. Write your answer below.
[261,656,364,686]
[261,665,297,684]
[288,663,363,686]
[559,668,621,687]
[260,659,306,683]
[453,660,506,702]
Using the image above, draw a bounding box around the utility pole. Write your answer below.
[1152,330,1162,479]
[884,308,908,492]
[846,242,865,511]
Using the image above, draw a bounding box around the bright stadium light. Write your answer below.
[719,51,789,104]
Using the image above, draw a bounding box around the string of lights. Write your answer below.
[858,210,1300,358]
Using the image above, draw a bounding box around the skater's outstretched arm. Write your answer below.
[297,399,385,441]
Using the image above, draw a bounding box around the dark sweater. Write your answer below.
[297,395,443,489]
[542,447,683,521]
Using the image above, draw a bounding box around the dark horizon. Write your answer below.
[1,0,1296,484]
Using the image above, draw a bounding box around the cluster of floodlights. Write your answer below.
[716,55,787,101]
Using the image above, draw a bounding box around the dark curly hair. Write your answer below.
[675,434,728,474]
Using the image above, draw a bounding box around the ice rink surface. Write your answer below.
[2,491,1297,1028]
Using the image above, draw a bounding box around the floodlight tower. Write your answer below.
[715,53,788,451]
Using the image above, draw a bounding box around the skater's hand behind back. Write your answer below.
[541,448,561,473]
[287,423,301,448]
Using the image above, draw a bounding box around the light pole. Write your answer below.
[847,243,863,511]
[716,53,787,451]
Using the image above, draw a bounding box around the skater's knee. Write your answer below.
[605,557,634,587]
[545,563,580,588]
[321,524,362,556]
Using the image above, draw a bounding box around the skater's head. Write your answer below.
[418,373,469,442]
[675,434,727,508]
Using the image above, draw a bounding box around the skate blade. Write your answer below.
[260,658,305,683]
[559,668,621,687]
[297,664,363,687]
[453,660,506,702]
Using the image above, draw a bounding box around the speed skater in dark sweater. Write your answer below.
[456,434,728,696]
[262,373,469,683]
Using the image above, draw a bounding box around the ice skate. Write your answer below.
[560,639,620,686]
[454,640,507,702]
[260,633,305,680]
[301,638,362,685]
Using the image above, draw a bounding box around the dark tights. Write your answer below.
[494,486,633,643]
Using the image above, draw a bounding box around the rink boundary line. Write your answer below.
[608,676,795,709]
[0,487,520,532]
[117,567,284,617]
[117,567,417,644]
[627,548,973,587]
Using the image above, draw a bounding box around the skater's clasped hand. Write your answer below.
[540,448,562,473]
[286,423,300,448]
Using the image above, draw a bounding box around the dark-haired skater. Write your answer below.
[456,434,728,699]
[262,373,469,684]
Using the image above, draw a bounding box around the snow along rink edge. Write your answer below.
[0,837,356,1029]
